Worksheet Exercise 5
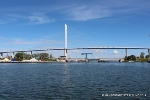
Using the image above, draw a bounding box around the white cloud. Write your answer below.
[112,50,120,54]
[6,13,54,25]
[64,5,111,21]
[58,0,150,21]
[28,13,54,24]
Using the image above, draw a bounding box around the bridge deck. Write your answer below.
[0,47,150,53]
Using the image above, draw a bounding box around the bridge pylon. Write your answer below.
[148,49,150,56]
[64,24,67,58]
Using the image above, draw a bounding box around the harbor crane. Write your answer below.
[81,53,93,59]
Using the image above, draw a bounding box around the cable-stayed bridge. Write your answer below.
[0,24,150,59]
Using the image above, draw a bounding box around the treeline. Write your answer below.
[124,52,150,62]
[14,52,55,61]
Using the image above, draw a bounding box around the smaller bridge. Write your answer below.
[89,58,124,62]
[98,58,123,61]
[66,58,124,62]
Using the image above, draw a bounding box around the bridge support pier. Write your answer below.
[64,49,67,59]
[125,49,128,57]
[30,51,32,58]
[148,49,150,56]
[11,52,15,58]
[0,53,3,58]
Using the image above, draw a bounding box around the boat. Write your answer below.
[129,60,134,62]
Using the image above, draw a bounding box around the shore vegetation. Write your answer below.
[14,52,56,61]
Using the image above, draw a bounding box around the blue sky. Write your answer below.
[0,0,150,58]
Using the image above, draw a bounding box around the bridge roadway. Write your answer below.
[0,47,150,58]
[0,47,150,53]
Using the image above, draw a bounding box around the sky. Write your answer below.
[0,0,150,58]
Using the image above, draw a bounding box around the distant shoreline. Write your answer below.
[0,61,54,63]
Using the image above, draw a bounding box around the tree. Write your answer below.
[140,52,145,58]
[32,53,39,58]
[39,53,49,61]
[15,52,32,61]
[130,55,136,61]
[50,54,53,59]
[15,52,24,61]
[127,55,136,61]
[23,53,31,60]
[145,55,150,58]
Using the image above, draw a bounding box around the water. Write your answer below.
[0,62,150,100]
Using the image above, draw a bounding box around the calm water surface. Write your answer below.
[0,62,150,100]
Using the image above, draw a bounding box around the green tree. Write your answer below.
[145,55,150,58]
[24,53,31,60]
[39,53,49,61]
[50,54,53,59]
[32,53,39,59]
[140,52,145,58]
[130,55,136,61]
[127,55,136,61]
[15,52,24,61]
[15,52,32,61]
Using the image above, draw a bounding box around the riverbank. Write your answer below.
[124,58,149,62]
[0,60,66,63]
[0,61,54,63]
[136,58,149,62]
